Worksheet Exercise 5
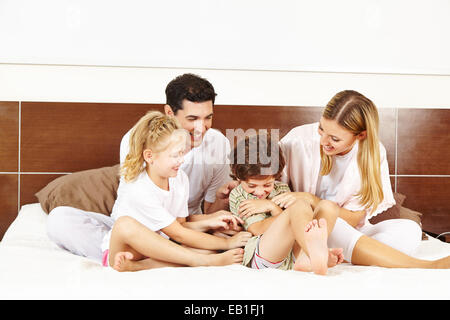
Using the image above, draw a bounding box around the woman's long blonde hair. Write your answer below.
[320,90,383,214]
[121,111,181,182]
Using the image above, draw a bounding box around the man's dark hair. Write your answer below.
[165,73,217,114]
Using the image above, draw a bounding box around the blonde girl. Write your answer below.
[274,90,450,269]
[102,111,251,271]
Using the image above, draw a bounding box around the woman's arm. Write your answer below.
[337,207,366,228]
[272,192,321,210]
[272,192,366,227]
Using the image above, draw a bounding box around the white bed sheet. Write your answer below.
[0,203,449,300]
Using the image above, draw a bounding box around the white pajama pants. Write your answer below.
[47,206,113,263]
[327,217,423,262]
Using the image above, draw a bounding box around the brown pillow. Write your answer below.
[369,192,406,224]
[35,164,120,216]
[369,192,427,240]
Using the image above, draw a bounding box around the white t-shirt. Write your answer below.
[120,128,231,214]
[101,169,189,252]
[315,145,356,202]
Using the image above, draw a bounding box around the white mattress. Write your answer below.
[0,203,449,300]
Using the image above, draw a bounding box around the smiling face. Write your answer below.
[144,130,189,178]
[166,99,213,148]
[318,117,364,156]
[240,176,276,199]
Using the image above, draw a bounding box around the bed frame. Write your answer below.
[1,101,449,239]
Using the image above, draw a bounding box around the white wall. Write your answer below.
[1,0,449,108]
[1,64,450,108]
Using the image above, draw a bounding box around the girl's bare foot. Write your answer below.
[112,249,244,271]
[298,219,329,275]
[201,248,244,266]
[112,251,134,272]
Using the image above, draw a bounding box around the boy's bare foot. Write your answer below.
[294,250,311,272]
[294,248,344,272]
[327,248,344,267]
[112,251,134,272]
[202,248,244,266]
[298,218,329,275]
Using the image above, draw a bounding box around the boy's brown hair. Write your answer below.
[230,132,285,181]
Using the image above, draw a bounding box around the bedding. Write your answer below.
[0,203,449,300]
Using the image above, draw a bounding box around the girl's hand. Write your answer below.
[205,213,244,232]
[226,231,253,249]
[238,199,277,219]
[271,192,314,208]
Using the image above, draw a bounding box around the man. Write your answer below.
[121,73,234,215]
[47,73,237,263]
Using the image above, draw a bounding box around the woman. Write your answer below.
[273,90,449,268]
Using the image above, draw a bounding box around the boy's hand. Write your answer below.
[238,199,278,219]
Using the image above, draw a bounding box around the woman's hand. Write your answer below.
[238,199,281,219]
[271,192,317,209]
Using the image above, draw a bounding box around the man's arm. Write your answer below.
[204,180,239,214]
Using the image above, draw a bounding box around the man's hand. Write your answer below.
[204,180,240,214]
[216,180,240,202]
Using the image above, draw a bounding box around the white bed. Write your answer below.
[1,203,449,300]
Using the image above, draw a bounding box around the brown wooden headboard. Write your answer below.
[1,101,449,239]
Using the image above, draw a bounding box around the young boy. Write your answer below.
[229,133,344,275]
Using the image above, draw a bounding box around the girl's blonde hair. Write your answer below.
[121,111,181,182]
[320,90,383,214]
